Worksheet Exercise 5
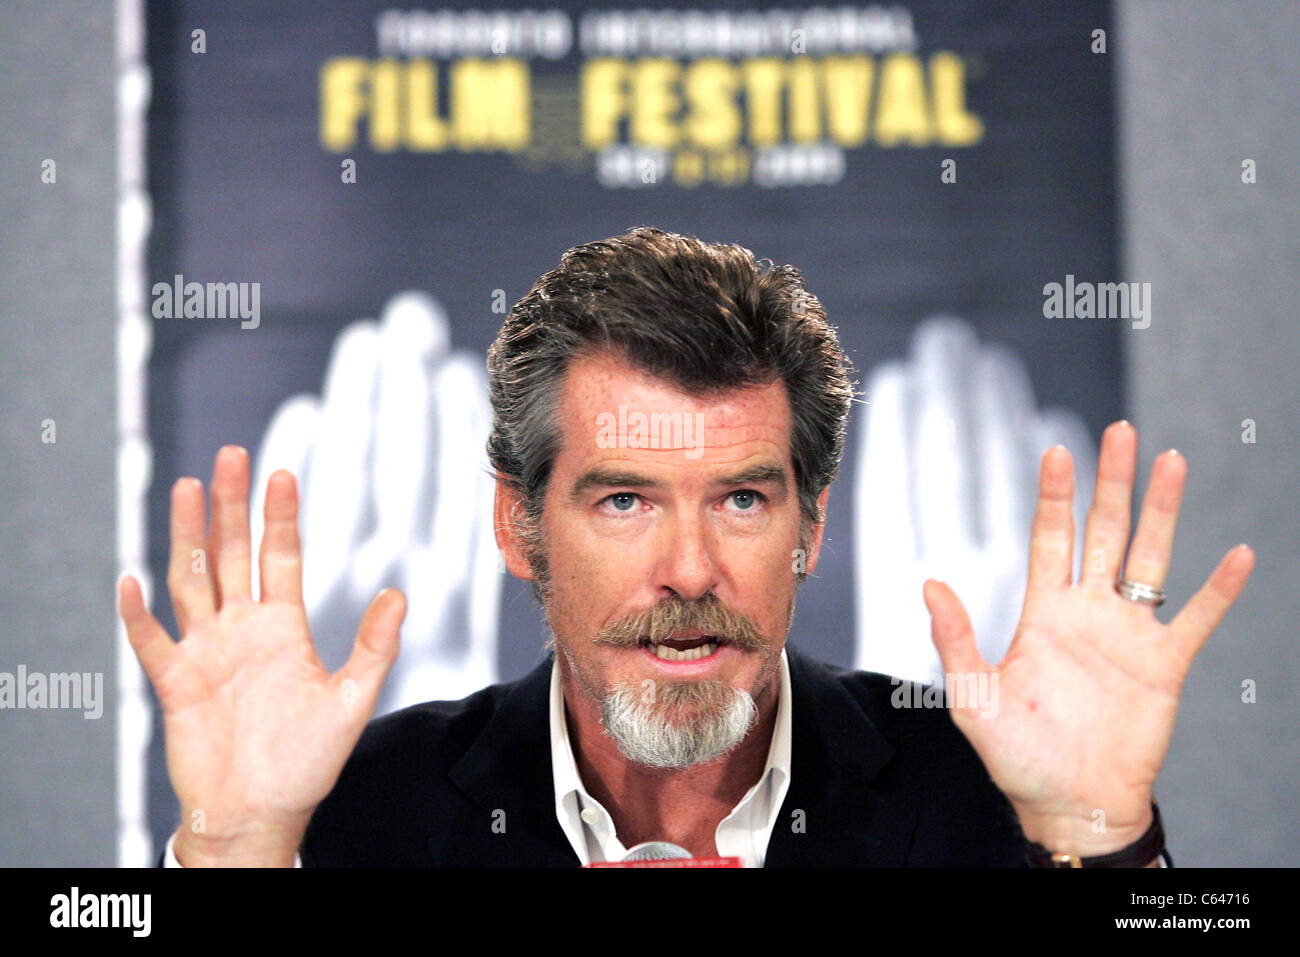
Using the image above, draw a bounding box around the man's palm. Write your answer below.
[924,427,1254,850]
[118,448,405,863]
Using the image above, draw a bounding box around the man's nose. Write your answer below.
[652,512,721,602]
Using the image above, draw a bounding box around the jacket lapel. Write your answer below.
[441,652,581,866]
[764,644,918,866]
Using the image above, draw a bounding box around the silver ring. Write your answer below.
[1116,578,1166,607]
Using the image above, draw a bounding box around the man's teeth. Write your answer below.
[650,642,718,661]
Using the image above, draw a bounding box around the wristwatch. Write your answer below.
[1025,803,1171,868]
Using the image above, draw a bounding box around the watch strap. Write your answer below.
[1025,803,1165,868]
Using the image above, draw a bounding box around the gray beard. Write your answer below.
[600,680,758,770]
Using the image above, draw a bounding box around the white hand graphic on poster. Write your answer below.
[249,291,501,714]
[854,317,1097,684]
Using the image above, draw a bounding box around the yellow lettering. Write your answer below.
[582,59,627,150]
[320,58,369,151]
[451,59,529,150]
[712,149,750,187]
[930,52,983,145]
[823,56,873,148]
[406,59,449,151]
[874,53,932,147]
[370,59,402,152]
[786,58,821,143]
[316,51,983,156]
[674,149,705,187]
[742,59,784,147]
[684,59,740,149]
[632,59,680,148]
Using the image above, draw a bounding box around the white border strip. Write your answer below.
[115,0,154,868]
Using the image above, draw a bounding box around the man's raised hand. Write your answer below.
[922,421,1255,858]
[117,446,405,866]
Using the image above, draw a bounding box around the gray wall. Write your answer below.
[0,0,1294,865]
[1117,0,1299,865]
[0,0,118,866]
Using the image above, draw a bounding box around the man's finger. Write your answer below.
[119,574,176,684]
[1169,545,1255,660]
[208,445,253,606]
[1122,449,1187,592]
[249,396,319,601]
[337,588,406,703]
[167,476,215,633]
[1025,446,1076,591]
[259,470,305,605]
[923,579,988,678]
[1081,421,1137,584]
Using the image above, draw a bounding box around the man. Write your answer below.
[120,226,1255,867]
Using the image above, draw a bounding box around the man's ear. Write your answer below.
[803,486,831,576]
[493,477,536,582]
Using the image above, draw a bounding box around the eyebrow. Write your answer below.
[568,463,789,503]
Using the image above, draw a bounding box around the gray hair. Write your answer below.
[601,680,758,770]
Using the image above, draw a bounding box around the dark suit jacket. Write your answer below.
[299,644,1029,866]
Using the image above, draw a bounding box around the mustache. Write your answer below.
[592,593,765,651]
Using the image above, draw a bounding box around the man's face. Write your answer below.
[503,350,826,768]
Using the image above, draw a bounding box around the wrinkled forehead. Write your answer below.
[554,351,793,465]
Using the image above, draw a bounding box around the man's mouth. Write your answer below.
[639,633,725,662]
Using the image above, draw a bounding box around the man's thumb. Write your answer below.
[922,579,986,677]
[342,588,405,690]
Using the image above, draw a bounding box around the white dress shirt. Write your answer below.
[551,648,793,867]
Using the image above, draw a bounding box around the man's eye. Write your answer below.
[727,490,765,511]
[602,492,640,512]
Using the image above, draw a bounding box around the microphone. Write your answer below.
[585,841,741,868]
[622,841,692,861]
